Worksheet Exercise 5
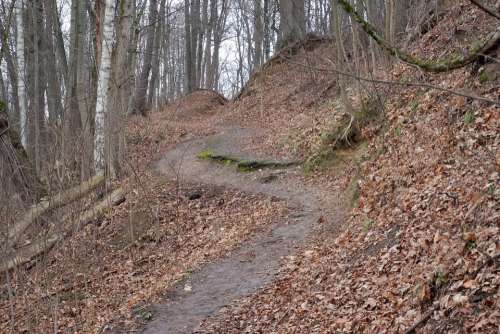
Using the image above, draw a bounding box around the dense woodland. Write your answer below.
[0,0,499,333]
[0,0,445,197]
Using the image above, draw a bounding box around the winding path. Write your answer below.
[139,126,345,334]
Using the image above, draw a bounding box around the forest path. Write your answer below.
[139,126,346,334]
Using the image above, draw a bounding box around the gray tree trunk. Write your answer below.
[0,18,20,127]
[134,0,158,115]
[43,0,63,128]
[64,0,85,175]
[197,0,208,87]
[253,0,264,68]
[47,0,68,86]
[202,0,214,89]
[185,0,195,92]
[191,0,201,88]
[205,0,218,90]
[148,0,166,109]
[278,0,306,48]
[105,0,135,177]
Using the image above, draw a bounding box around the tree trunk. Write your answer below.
[27,0,49,175]
[278,0,306,48]
[253,0,264,68]
[48,0,68,86]
[126,1,141,115]
[191,0,201,88]
[206,0,218,90]
[196,0,208,87]
[148,0,166,110]
[94,0,116,174]
[0,109,43,205]
[134,0,158,115]
[263,0,271,60]
[185,0,195,93]
[0,18,20,130]
[15,0,27,149]
[106,0,135,177]
[64,0,85,176]
[202,0,214,89]
[43,0,63,126]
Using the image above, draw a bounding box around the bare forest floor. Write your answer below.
[1,1,499,333]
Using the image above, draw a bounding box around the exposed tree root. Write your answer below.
[197,150,300,172]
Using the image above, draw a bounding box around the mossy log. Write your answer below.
[197,150,300,172]
[1,188,125,273]
[7,174,105,247]
[336,0,500,73]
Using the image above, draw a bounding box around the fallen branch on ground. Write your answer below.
[7,175,105,247]
[71,188,125,231]
[1,188,125,273]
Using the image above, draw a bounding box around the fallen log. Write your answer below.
[71,188,125,230]
[197,149,300,172]
[7,174,105,247]
[1,234,61,273]
[1,188,125,273]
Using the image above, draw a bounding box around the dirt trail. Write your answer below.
[139,126,345,334]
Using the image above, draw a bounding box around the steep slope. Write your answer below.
[1,2,498,333]
[197,2,499,334]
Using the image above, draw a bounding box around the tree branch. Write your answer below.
[278,54,500,106]
[336,0,500,73]
[468,0,500,20]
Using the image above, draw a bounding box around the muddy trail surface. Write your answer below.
[139,126,345,334]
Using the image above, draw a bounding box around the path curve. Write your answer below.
[139,127,344,334]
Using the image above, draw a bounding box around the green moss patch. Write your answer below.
[197,149,299,172]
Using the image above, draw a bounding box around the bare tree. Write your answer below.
[94,0,116,174]
[134,0,158,115]
[185,0,195,92]
[15,0,27,149]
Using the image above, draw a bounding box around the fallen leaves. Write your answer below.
[197,2,499,333]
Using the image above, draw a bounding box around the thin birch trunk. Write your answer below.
[15,0,27,149]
